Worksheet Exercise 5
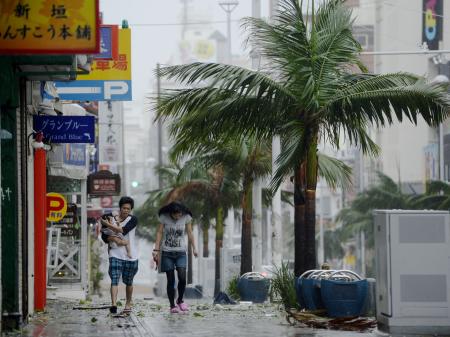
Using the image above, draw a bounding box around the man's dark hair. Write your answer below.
[119,196,134,209]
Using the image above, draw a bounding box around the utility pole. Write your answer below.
[251,0,263,272]
[156,63,163,189]
[219,1,238,64]
[270,0,283,267]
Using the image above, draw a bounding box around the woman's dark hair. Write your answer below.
[158,201,192,217]
[119,196,134,210]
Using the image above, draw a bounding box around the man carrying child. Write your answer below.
[100,196,139,315]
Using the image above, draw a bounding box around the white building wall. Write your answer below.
[374,0,450,184]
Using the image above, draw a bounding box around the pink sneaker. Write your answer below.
[177,302,189,311]
[170,306,180,314]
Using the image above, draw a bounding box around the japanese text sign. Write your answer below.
[54,203,79,237]
[88,170,121,196]
[53,28,132,101]
[33,115,95,143]
[0,0,99,54]
[79,28,131,80]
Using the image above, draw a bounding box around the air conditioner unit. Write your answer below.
[374,210,450,335]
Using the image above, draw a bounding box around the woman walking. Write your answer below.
[153,202,197,313]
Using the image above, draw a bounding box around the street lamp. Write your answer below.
[432,74,449,181]
[219,1,238,64]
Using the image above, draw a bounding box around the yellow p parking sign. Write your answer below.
[46,192,67,222]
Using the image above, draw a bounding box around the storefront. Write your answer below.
[0,55,78,330]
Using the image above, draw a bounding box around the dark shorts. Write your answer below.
[108,257,138,286]
[161,251,187,272]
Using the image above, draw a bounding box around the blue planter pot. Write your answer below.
[238,276,270,303]
[299,277,325,310]
[320,279,368,317]
[295,277,305,308]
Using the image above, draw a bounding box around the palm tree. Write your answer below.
[410,180,450,210]
[171,136,272,276]
[165,154,239,295]
[156,0,450,276]
[336,172,420,275]
[337,172,418,243]
[143,156,240,293]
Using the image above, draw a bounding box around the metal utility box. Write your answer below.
[374,210,450,335]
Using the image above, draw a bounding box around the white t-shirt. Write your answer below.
[107,215,138,261]
[159,214,192,252]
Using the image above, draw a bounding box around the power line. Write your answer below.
[129,19,240,27]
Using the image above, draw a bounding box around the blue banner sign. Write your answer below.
[96,26,114,59]
[33,115,95,143]
[63,144,87,166]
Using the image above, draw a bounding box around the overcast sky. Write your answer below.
[99,0,273,112]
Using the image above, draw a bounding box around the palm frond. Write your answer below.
[317,153,352,190]
[426,180,450,195]
[159,87,291,140]
[313,0,363,101]
[269,120,308,194]
[328,74,450,127]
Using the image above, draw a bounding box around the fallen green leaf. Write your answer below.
[193,312,203,317]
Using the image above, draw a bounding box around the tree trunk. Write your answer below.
[305,142,318,273]
[214,207,224,297]
[294,139,319,277]
[202,221,209,258]
[294,163,306,277]
[240,180,253,275]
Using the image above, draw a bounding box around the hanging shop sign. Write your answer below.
[46,192,67,222]
[54,28,131,100]
[422,0,443,50]
[33,115,95,143]
[0,0,99,54]
[87,170,121,196]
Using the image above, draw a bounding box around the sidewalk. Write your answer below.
[4,295,390,337]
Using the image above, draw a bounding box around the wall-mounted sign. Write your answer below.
[54,28,131,101]
[422,0,443,50]
[33,115,95,143]
[0,0,99,54]
[54,203,79,237]
[46,192,67,222]
[88,170,120,196]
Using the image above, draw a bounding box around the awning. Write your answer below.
[14,55,78,81]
